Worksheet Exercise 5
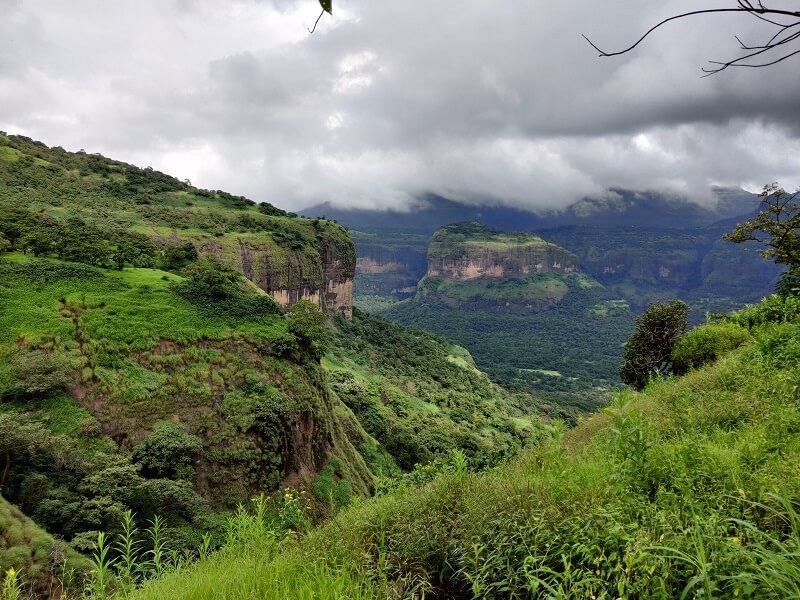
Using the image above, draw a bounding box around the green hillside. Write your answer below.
[115,292,800,599]
[0,135,550,595]
[381,223,634,405]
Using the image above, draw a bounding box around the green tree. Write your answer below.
[2,351,74,399]
[132,422,203,481]
[619,299,689,390]
[182,257,241,298]
[0,233,9,257]
[287,300,329,361]
[162,242,198,271]
[724,184,800,269]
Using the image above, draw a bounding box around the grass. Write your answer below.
[118,294,800,599]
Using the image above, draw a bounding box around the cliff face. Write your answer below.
[200,219,355,318]
[415,223,583,310]
[426,222,579,280]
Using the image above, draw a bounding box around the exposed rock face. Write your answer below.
[351,232,429,298]
[200,219,355,318]
[426,222,579,280]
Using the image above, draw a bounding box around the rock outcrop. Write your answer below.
[426,222,579,280]
[413,222,583,310]
[201,219,355,318]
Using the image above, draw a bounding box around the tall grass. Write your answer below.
[118,296,800,599]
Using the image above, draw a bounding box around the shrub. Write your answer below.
[619,300,689,390]
[2,351,74,398]
[672,322,751,374]
[132,421,203,480]
[287,300,328,361]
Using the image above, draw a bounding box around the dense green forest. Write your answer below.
[384,277,632,405]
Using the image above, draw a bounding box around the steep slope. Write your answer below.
[0,256,373,546]
[123,293,800,600]
[327,309,548,471]
[0,132,355,316]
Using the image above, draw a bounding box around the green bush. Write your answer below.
[619,300,689,390]
[2,351,74,398]
[132,421,203,480]
[672,322,751,374]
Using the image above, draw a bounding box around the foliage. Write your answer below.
[776,267,800,297]
[179,258,241,299]
[619,299,688,390]
[0,233,9,257]
[328,309,545,469]
[2,351,75,399]
[287,300,328,361]
[161,243,198,271]
[724,183,800,268]
[119,305,800,599]
[671,321,751,374]
[132,422,203,481]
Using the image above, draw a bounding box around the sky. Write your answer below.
[1,0,799,212]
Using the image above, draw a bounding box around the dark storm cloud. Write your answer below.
[1,0,798,210]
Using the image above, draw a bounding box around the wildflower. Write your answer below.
[730,537,740,544]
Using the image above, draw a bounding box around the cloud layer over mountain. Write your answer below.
[2,0,799,211]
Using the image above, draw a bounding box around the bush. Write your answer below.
[132,421,203,480]
[287,300,328,361]
[776,268,800,297]
[619,300,688,390]
[2,352,74,398]
[672,322,751,374]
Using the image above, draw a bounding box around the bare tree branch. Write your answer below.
[583,4,800,75]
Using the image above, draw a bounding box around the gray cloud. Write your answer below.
[1,0,798,211]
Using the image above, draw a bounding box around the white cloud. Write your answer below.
[1,0,798,212]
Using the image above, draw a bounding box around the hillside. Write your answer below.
[0,132,355,316]
[380,223,634,404]
[0,136,552,593]
[118,291,800,599]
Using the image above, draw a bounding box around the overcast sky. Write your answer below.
[2,0,799,212]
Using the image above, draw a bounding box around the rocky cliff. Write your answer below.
[198,218,355,318]
[426,222,579,281]
[413,223,583,310]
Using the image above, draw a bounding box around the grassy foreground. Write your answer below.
[113,294,800,599]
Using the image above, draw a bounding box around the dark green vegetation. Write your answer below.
[327,309,545,471]
[618,299,689,390]
[112,291,800,599]
[380,224,634,405]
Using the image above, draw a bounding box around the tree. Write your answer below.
[287,299,329,361]
[619,300,689,390]
[0,233,9,257]
[132,422,203,481]
[724,183,800,268]
[181,257,241,298]
[162,242,198,271]
[584,2,800,75]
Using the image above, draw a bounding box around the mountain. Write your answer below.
[380,223,634,407]
[0,134,546,593]
[309,190,782,318]
[300,187,758,233]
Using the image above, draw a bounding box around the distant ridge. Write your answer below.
[300,188,758,234]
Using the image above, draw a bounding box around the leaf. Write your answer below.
[319,0,332,14]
